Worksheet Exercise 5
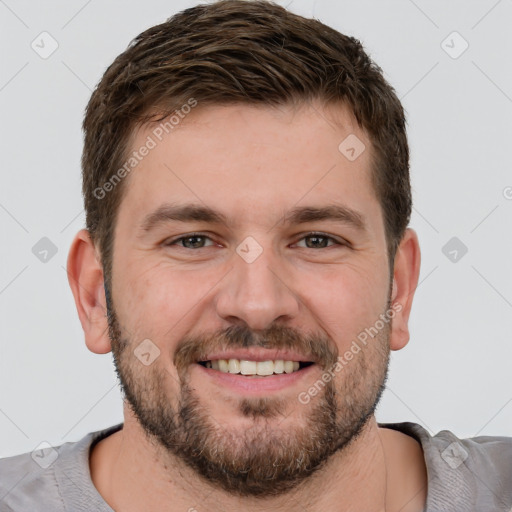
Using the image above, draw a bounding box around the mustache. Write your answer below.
[173,324,339,374]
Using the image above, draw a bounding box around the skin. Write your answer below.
[67,102,426,511]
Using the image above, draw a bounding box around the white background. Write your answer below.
[1,0,511,458]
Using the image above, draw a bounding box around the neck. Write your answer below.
[90,409,427,512]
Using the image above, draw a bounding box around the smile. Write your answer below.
[198,359,314,376]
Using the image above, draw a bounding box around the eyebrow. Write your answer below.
[138,202,366,235]
[284,205,366,231]
[139,204,228,234]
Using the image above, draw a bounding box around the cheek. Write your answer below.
[293,264,388,344]
[115,260,221,341]
[113,261,181,339]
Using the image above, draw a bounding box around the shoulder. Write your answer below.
[380,421,512,512]
[414,423,512,475]
[0,444,67,511]
[0,423,123,512]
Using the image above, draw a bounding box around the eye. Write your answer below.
[165,234,215,249]
[164,232,345,250]
[294,233,342,249]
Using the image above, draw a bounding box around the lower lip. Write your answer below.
[195,363,317,394]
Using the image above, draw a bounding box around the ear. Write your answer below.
[389,228,421,351]
[66,229,112,354]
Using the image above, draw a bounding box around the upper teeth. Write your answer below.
[205,359,300,375]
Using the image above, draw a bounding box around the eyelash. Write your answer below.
[164,232,346,249]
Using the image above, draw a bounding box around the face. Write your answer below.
[106,102,392,496]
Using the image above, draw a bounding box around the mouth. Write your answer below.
[193,348,319,393]
[197,358,315,376]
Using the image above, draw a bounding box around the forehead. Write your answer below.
[116,102,382,232]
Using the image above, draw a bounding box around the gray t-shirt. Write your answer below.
[1,421,511,511]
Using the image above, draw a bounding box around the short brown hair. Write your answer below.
[82,0,411,291]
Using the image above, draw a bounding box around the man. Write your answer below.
[1,1,511,511]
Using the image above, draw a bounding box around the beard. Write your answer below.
[104,282,391,497]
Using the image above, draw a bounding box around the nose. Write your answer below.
[215,248,300,331]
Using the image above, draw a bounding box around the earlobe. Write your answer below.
[66,229,112,354]
[389,228,421,352]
